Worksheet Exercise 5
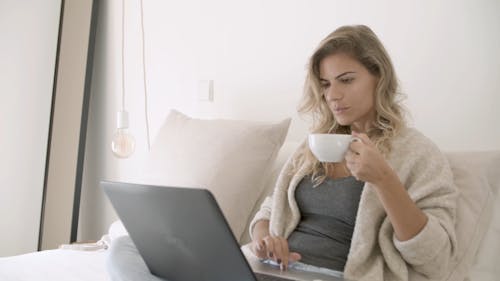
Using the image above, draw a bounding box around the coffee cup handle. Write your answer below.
[351,136,362,143]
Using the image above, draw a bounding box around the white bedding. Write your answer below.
[0,221,126,281]
[0,249,109,280]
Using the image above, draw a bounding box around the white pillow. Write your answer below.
[444,151,500,281]
[463,151,500,281]
[142,110,291,242]
[108,220,128,241]
[469,190,500,281]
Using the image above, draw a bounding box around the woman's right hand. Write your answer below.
[250,235,301,271]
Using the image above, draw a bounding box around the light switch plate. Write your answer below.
[198,80,214,102]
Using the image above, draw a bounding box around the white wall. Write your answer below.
[80,0,500,241]
[0,0,61,256]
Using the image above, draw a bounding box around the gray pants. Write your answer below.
[106,236,167,281]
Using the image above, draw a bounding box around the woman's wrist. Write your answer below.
[372,164,400,191]
[252,219,270,241]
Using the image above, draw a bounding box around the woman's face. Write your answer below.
[319,53,378,133]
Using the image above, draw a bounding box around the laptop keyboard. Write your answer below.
[254,272,298,281]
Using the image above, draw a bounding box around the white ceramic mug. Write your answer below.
[308,134,360,163]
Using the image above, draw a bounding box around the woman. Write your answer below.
[248,25,458,281]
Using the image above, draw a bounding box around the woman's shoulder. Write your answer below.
[392,127,442,152]
[389,127,448,165]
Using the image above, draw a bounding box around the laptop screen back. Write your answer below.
[102,181,256,281]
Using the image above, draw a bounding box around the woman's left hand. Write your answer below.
[345,131,396,186]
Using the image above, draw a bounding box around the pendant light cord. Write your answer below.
[121,0,152,150]
[121,0,125,112]
[139,0,151,150]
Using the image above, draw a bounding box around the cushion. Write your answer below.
[469,189,500,281]
[461,151,500,281]
[142,110,291,242]
[239,141,301,244]
[108,220,129,241]
[444,151,500,281]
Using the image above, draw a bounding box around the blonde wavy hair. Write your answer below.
[295,25,407,184]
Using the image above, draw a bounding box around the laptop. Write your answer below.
[102,181,348,281]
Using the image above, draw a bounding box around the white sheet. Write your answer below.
[0,249,109,281]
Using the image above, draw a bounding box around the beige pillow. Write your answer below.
[240,141,301,245]
[144,110,291,242]
[462,151,500,281]
[444,151,500,281]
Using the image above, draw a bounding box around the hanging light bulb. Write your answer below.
[111,0,135,158]
[111,0,149,158]
[111,110,135,158]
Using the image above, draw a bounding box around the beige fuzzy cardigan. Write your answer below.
[250,128,458,281]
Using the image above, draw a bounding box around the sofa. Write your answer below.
[140,110,500,281]
[1,110,498,281]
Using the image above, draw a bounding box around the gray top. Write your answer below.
[287,175,364,272]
